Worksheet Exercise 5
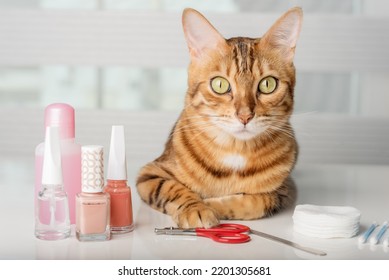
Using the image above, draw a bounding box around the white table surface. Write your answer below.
[1,155,388,260]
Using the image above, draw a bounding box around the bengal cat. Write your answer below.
[137,7,303,228]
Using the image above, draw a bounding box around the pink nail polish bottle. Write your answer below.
[76,145,110,241]
[104,125,134,234]
[35,103,81,225]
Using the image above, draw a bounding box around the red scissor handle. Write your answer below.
[195,223,251,244]
[196,223,250,234]
[200,231,251,243]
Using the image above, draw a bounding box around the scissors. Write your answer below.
[155,223,251,244]
[155,223,327,256]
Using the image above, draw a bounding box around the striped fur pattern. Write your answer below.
[137,8,303,228]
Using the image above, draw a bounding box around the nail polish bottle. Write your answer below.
[35,103,81,224]
[104,125,134,234]
[76,145,111,241]
[35,126,71,240]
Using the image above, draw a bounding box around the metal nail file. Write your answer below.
[250,229,327,256]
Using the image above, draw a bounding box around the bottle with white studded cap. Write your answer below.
[76,145,110,241]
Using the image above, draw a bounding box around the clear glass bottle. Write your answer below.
[35,126,71,240]
[76,145,110,241]
[104,125,134,234]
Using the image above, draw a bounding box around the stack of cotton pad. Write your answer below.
[293,204,361,238]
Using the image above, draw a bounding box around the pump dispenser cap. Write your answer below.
[44,103,75,139]
[42,126,63,185]
[107,125,128,180]
[81,145,104,193]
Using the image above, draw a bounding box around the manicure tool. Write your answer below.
[155,223,327,256]
[358,222,378,244]
[155,223,251,244]
[249,228,326,256]
[370,221,388,245]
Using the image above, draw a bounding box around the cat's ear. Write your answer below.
[260,7,303,62]
[182,8,226,59]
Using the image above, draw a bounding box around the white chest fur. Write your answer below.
[221,154,247,170]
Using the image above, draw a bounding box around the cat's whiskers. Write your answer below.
[252,116,296,141]
[263,121,295,139]
[178,112,227,122]
[169,118,219,137]
[267,125,295,141]
[176,121,223,150]
[179,114,217,120]
[262,111,317,137]
[289,111,318,118]
[170,123,215,135]
[288,111,317,139]
[178,116,235,155]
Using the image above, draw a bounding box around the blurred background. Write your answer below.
[0,0,388,166]
[0,0,388,115]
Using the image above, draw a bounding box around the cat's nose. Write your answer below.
[237,112,254,125]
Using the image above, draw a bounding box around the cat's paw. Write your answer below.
[174,203,219,228]
[204,196,230,219]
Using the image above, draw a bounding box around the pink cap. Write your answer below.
[44,103,75,139]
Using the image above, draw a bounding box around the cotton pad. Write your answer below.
[293,204,361,238]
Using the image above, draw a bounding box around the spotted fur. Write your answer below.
[137,7,303,228]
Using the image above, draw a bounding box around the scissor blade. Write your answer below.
[250,229,327,256]
[154,227,196,236]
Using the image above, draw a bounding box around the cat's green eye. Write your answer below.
[211,77,230,95]
[258,76,277,94]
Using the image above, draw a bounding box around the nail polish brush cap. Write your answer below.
[44,103,75,139]
[81,145,104,193]
[107,125,127,180]
[42,126,63,185]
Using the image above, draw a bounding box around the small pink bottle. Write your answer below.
[76,145,110,241]
[35,103,81,224]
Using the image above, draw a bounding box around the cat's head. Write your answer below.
[182,8,303,141]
